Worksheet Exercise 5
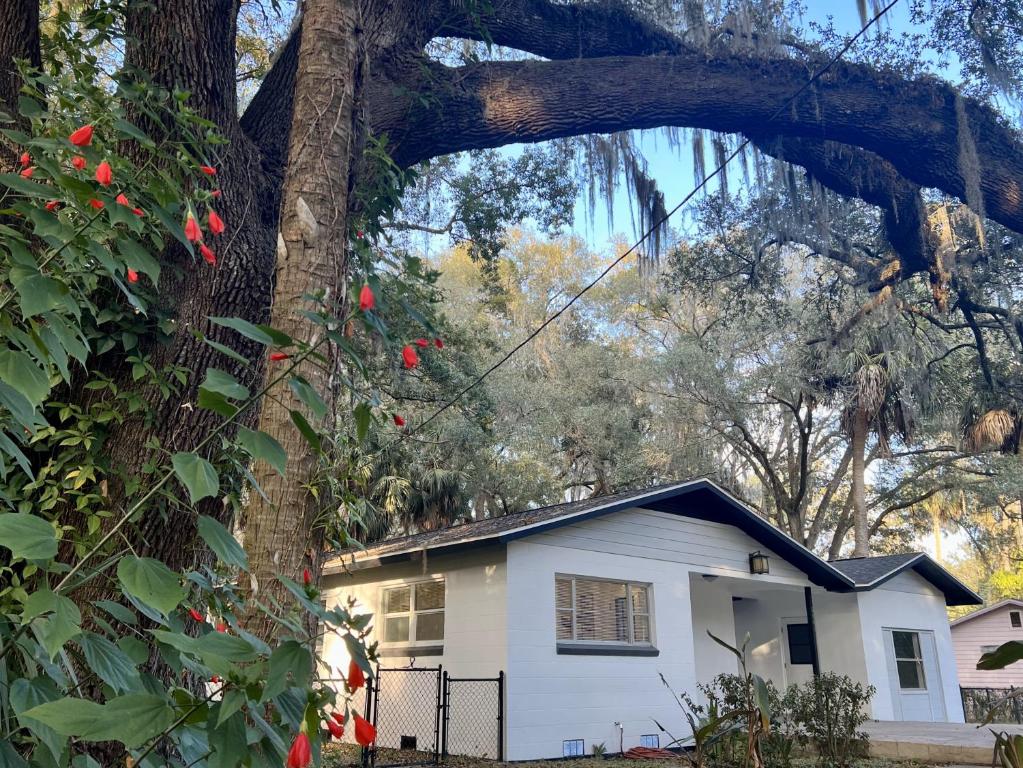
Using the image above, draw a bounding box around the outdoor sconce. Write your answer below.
[748,551,770,575]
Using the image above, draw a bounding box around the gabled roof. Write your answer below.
[832,553,982,606]
[325,478,981,604]
[950,598,1023,627]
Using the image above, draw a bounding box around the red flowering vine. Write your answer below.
[69,124,93,147]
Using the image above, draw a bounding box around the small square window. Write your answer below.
[786,623,814,665]
[1011,611,1021,628]
[640,735,659,748]
[563,739,584,757]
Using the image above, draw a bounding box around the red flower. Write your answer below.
[393,414,406,427]
[359,284,374,312]
[200,243,216,266]
[45,200,60,212]
[188,608,204,622]
[354,714,377,746]
[132,207,144,216]
[19,167,33,179]
[302,568,312,586]
[88,199,104,210]
[72,156,87,171]
[184,215,202,242]
[200,165,217,176]
[333,713,345,725]
[207,210,225,236]
[211,189,222,198]
[127,268,139,284]
[269,352,289,362]
[215,621,228,633]
[356,230,364,239]
[286,733,312,768]
[347,658,366,691]
[434,338,444,349]
[401,345,419,369]
[414,338,429,348]
[95,160,112,186]
[210,675,221,684]
[116,193,130,207]
[327,718,344,739]
[19,152,30,167]
[69,124,93,147]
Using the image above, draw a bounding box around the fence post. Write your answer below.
[434,665,443,764]
[441,671,450,759]
[362,668,378,768]
[497,671,505,762]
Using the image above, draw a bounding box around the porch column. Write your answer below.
[803,587,821,677]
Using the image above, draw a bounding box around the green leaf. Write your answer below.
[979,642,1023,670]
[112,118,155,147]
[197,515,248,570]
[289,377,327,420]
[209,708,248,768]
[10,677,64,763]
[203,337,249,365]
[151,629,259,663]
[0,349,51,406]
[354,401,372,442]
[209,316,275,346]
[95,599,138,626]
[0,513,57,560]
[12,273,69,317]
[23,589,81,660]
[117,556,187,616]
[263,640,312,703]
[22,694,175,748]
[0,172,53,198]
[215,689,247,728]
[236,427,287,476]
[77,632,141,692]
[118,238,161,284]
[171,452,219,504]
[290,410,322,452]
[197,388,239,418]
[200,367,249,401]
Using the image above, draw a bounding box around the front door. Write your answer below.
[781,619,815,686]
[883,628,946,721]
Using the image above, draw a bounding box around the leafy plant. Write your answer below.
[591,741,607,757]
[993,730,1023,768]
[786,673,874,767]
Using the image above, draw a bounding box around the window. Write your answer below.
[555,575,652,645]
[1011,611,1021,628]
[381,580,444,645]
[786,623,815,665]
[892,630,926,690]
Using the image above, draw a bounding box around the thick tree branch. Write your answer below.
[373,53,1023,235]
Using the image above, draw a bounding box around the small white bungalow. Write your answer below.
[320,479,981,761]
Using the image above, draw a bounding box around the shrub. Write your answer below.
[786,673,875,767]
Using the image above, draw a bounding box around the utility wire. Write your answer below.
[384,0,901,449]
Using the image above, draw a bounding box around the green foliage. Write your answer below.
[784,673,874,768]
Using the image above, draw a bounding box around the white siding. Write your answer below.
[952,605,1023,688]
[504,507,813,760]
[855,572,964,722]
[814,591,869,687]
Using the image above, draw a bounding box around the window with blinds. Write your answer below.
[381,579,445,645]
[555,575,653,645]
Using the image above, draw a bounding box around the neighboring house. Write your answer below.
[320,479,981,761]
[951,599,1023,688]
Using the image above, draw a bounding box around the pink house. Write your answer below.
[951,598,1023,688]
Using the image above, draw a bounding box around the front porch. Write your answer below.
[863,720,1023,764]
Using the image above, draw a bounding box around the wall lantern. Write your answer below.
[748,551,770,575]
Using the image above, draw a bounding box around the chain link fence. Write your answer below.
[961,686,1023,723]
[442,672,505,760]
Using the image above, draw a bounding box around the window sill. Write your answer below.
[556,643,659,657]
[378,644,444,657]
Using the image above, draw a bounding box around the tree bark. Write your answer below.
[0,0,39,164]
[242,0,362,639]
[851,408,870,558]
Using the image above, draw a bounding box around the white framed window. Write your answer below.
[380,579,445,645]
[555,574,653,645]
[892,630,926,690]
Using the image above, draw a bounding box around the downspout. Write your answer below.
[804,586,821,677]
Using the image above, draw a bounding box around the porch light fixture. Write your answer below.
[748,551,770,575]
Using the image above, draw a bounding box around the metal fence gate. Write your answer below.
[356,666,504,766]
[442,672,504,761]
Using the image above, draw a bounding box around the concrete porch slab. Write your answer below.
[862,721,1023,765]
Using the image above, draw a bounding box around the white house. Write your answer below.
[951,599,1023,688]
[320,479,981,761]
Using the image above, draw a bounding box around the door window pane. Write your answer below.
[786,623,814,665]
[896,660,924,689]
[892,630,926,690]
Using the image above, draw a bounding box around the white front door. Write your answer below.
[883,628,946,722]
[781,618,815,687]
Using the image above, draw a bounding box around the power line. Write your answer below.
[386,0,901,449]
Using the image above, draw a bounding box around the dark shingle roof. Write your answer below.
[831,553,924,584]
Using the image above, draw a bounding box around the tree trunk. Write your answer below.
[851,408,870,558]
[0,0,39,164]
[242,0,362,640]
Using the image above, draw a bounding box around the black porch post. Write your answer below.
[803,586,822,677]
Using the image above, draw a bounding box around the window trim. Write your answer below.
[555,573,656,651]
[379,577,445,648]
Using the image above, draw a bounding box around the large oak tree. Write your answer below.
[2,0,1022,637]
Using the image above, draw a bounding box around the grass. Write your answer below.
[323,744,935,768]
